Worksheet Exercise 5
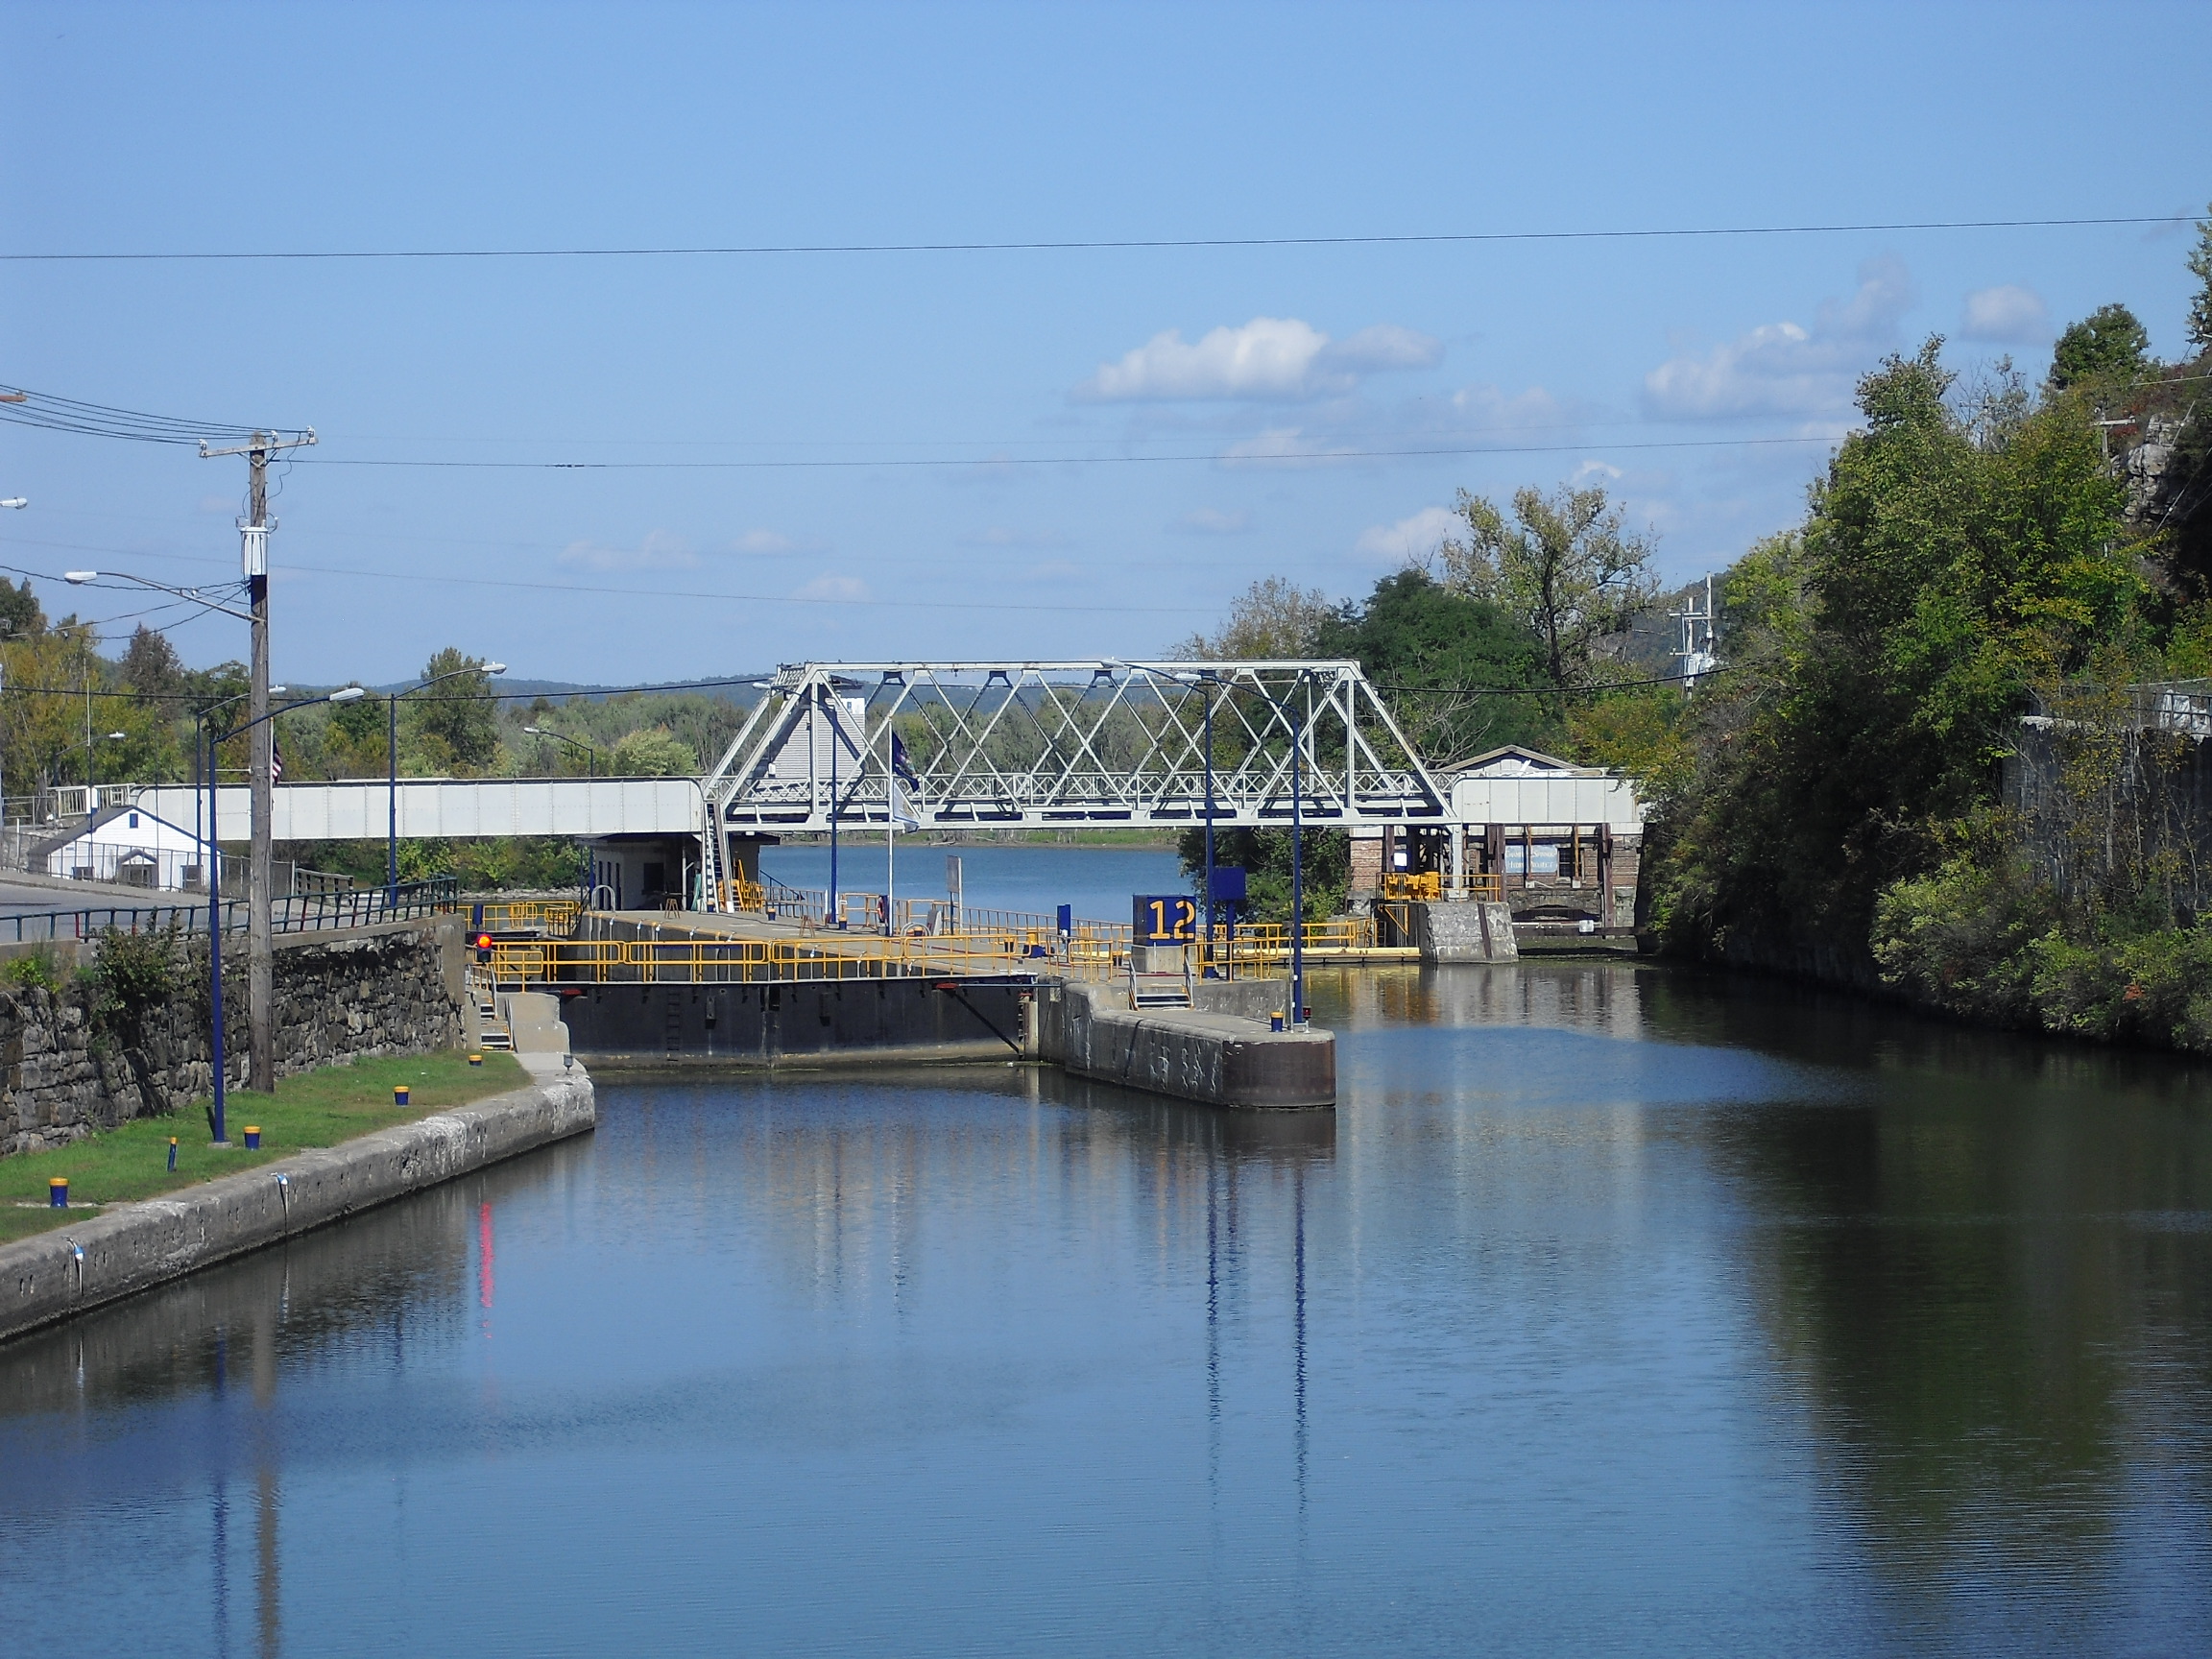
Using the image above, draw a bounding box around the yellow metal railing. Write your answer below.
[488,927,1064,988]
[474,899,583,934]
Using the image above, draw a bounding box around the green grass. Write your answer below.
[0,1049,528,1245]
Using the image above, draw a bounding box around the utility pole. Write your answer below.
[201,428,316,1092]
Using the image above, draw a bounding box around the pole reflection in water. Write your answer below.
[1,964,2210,1656]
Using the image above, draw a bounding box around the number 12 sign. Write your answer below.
[1134,894,1199,944]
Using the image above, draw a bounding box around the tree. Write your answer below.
[2049,302,2151,391]
[1173,576,1334,659]
[2187,201,2212,353]
[1310,567,1554,761]
[1435,483,1658,692]
[119,625,185,704]
[410,647,500,770]
[0,578,45,639]
[610,725,698,776]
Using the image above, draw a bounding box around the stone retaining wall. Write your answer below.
[1036,976,1335,1109]
[2,917,467,1157]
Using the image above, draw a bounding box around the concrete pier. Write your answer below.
[1407,900,1520,963]
[1035,977,1334,1110]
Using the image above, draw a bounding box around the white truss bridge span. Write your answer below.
[702,660,1445,841]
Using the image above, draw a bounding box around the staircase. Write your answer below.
[1129,953,1194,1010]
[467,966,516,1050]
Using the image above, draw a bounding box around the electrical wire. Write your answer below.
[0,213,2186,262]
[0,384,276,446]
[302,435,1837,471]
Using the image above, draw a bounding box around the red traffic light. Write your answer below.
[475,932,493,950]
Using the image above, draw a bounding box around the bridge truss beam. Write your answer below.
[701,661,1449,850]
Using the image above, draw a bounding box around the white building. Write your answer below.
[33,805,212,891]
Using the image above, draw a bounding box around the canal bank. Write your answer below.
[0,1050,593,1345]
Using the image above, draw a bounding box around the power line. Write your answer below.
[302,435,1837,472]
[0,384,272,446]
[0,213,2186,263]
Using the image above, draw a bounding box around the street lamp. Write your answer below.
[204,687,363,1145]
[522,725,597,777]
[1164,667,1224,974]
[388,661,506,902]
[1235,669,1315,1028]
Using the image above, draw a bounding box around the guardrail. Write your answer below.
[473,899,583,935]
[487,930,1061,988]
[2,877,460,945]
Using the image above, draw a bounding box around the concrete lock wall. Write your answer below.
[0,1054,593,1347]
[1407,901,1520,963]
[558,976,1032,1066]
[1034,977,1334,1110]
[2,917,469,1159]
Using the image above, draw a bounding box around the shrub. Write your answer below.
[2,947,65,994]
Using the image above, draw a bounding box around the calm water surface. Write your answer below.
[5,962,2211,1656]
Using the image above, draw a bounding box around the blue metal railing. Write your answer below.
[0,876,461,944]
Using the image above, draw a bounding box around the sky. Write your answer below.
[1,1,2208,688]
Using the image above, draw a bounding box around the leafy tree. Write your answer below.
[1310,567,1555,760]
[1648,340,2138,965]
[1173,575,1334,659]
[1175,825,1348,926]
[119,625,186,704]
[2187,201,2212,353]
[2049,302,2151,391]
[1435,483,1658,692]
[0,577,45,639]
[410,647,501,770]
[609,725,699,775]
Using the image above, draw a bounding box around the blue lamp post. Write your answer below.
[204,687,365,1143]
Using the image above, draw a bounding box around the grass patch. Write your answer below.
[0,1049,528,1245]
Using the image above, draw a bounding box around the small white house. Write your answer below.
[34,805,213,891]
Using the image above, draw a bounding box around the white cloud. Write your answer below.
[733,528,828,556]
[1356,505,1460,565]
[1080,315,1441,401]
[1174,507,1251,535]
[1960,284,2049,344]
[556,529,698,572]
[1571,459,1624,484]
[1447,382,1574,429]
[1641,255,1915,419]
[794,573,870,602]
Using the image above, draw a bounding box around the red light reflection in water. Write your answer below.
[477,1201,495,1322]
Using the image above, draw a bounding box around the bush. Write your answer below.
[2,947,65,994]
[88,925,180,1045]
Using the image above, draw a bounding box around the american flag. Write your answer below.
[270,740,284,782]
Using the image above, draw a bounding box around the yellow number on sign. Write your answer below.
[1149,900,1169,940]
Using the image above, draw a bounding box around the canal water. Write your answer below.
[4,961,2210,1656]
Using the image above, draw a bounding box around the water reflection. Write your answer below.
[1,967,2208,1654]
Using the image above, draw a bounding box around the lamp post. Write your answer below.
[204,687,364,1144]
[1240,669,1313,1028]
[191,686,280,888]
[387,661,506,903]
[522,726,597,777]
[1164,667,1224,974]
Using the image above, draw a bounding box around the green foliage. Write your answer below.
[2,947,64,993]
[1436,482,1659,691]
[410,647,501,770]
[0,576,45,638]
[1174,826,1349,926]
[2187,201,2212,352]
[1648,340,2140,964]
[2049,302,2151,391]
[87,926,180,1045]
[1174,575,1335,659]
[1311,567,1555,760]
[329,684,385,745]
[1874,852,2212,1053]
[610,724,699,776]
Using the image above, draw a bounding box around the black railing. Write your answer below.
[0,877,461,944]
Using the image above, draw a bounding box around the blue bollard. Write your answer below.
[394,1085,410,1107]
[49,1176,67,1208]
[1269,1011,1286,1032]
[243,1126,261,1150]
[167,1137,178,1173]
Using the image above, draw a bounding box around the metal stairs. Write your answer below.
[467,967,516,1050]
[1129,959,1194,1010]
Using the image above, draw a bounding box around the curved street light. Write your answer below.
[522,725,598,778]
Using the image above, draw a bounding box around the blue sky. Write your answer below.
[2,1,2207,685]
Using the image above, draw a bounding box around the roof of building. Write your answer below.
[1435,744,1612,780]
[28,805,204,863]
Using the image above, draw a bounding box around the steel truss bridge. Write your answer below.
[693,660,1447,900]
